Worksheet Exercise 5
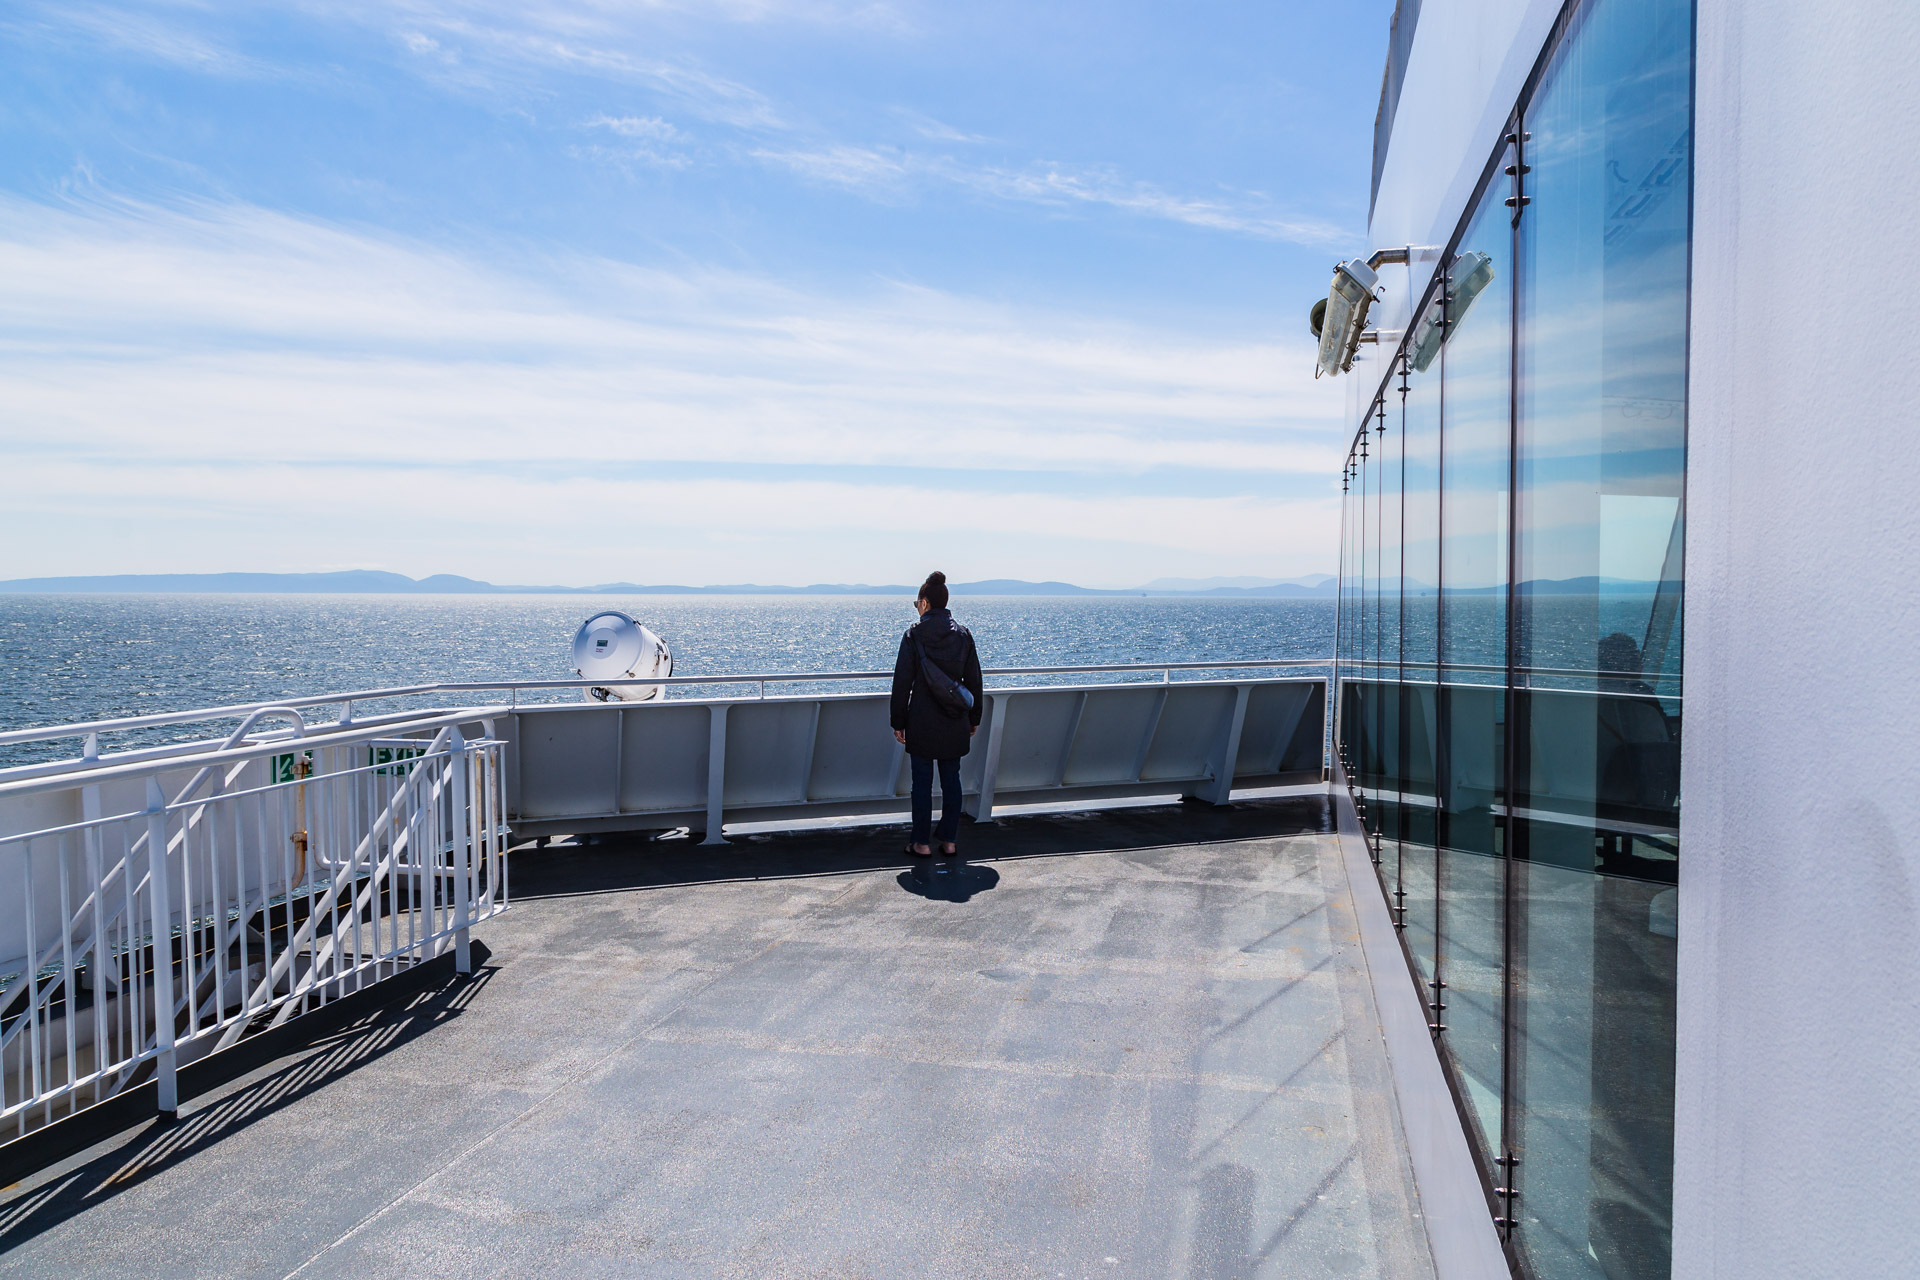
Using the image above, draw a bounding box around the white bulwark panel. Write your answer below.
[506,678,1325,840]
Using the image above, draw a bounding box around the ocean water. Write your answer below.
[0,594,1335,765]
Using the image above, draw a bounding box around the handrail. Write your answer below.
[0,706,512,799]
[1339,657,1682,692]
[0,659,1333,749]
[0,705,485,785]
[1341,658,1675,679]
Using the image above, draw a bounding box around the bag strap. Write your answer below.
[910,629,966,706]
[911,628,949,677]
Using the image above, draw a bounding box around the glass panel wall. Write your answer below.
[1510,0,1689,1274]
[1333,0,1690,1275]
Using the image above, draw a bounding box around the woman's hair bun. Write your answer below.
[927,571,946,584]
[918,570,950,609]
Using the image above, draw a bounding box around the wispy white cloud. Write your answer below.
[0,196,1343,583]
[566,142,691,171]
[348,4,1348,245]
[750,144,911,193]
[347,0,909,35]
[575,114,690,168]
[370,7,792,130]
[959,165,1350,245]
[890,108,989,145]
[17,1,1347,248]
[752,146,1351,246]
[586,113,679,141]
[15,2,277,78]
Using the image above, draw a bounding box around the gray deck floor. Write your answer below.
[0,795,1435,1279]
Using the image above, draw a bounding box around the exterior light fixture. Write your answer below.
[1407,251,1495,373]
[1313,257,1382,378]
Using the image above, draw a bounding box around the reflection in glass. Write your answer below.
[1393,367,1435,984]
[1374,405,1404,908]
[1438,189,1515,1161]
[1509,0,1689,1275]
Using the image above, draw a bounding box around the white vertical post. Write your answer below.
[969,693,1008,823]
[1130,688,1171,783]
[143,778,179,1116]
[1052,691,1088,787]
[82,739,108,1104]
[81,735,103,988]
[611,706,626,815]
[449,728,472,975]
[1203,685,1252,807]
[702,705,729,845]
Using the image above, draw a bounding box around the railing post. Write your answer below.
[450,727,472,976]
[1202,685,1252,807]
[703,705,729,845]
[968,693,1008,823]
[143,777,179,1116]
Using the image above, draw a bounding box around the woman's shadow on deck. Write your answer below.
[896,858,999,903]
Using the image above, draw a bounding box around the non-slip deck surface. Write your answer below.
[0,796,1435,1279]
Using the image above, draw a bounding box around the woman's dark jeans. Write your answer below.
[910,754,963,848]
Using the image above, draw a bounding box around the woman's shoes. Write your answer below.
[940,842,958,857]
[905,843,932,858]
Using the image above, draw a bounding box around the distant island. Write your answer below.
[0,570,1342,598]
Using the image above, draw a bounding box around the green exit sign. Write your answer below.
[369,744,424,775]
[269,751,312,785]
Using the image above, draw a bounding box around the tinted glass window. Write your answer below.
[1510,0,1690,1274]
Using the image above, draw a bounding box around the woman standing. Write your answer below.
[890,571,985,857]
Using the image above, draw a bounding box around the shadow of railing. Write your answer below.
[507,792,1335,902]
[0,959,497,1249]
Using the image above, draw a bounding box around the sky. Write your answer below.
[0,0,1394,589]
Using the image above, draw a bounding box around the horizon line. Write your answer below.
[0,569,1343,598]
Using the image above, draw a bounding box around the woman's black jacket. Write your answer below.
[889,609,984,760]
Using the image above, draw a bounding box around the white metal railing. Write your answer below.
[0,723,507,1142]
[0,660,1332,775]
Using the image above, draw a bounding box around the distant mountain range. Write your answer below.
[0,572,1684,598]
[0,570,1343,598]
[1138,574,1335,593]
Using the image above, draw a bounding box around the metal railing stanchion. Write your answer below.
[450,728,471,977]
[144,778,179,1116]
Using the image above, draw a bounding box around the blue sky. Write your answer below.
[0,0,1391,588]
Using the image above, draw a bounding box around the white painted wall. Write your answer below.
[1677,2,1920,1276]
[1350,0,1563,430]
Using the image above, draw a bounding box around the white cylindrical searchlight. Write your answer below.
[571,611,673,702]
